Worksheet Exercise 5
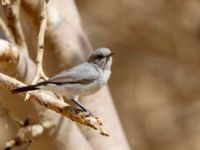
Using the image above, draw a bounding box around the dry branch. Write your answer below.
[0,40,93,149]
[1,0,28,53]
[0,1,130,149]
[5,119,54,149]
[0,72,109,136]
[24,0,48,100]
[0,17,14,42]
[34,0,48,81]
[0,39,35,83]
[4,118,54,150]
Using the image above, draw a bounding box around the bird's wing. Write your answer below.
[46,63,100,84]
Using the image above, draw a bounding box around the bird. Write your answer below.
[11,48,113,112]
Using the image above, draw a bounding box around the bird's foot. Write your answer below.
[71,98,92,115]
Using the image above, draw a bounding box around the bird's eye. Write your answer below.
[96,54,104,59]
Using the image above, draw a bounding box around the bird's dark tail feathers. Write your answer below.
[11,85,39,94]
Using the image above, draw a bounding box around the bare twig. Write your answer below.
[24,0,49,100]
[4,118,54,150]
[4,118,32,150]
[0,73,109,136]
[34,0,48,81]
[1,0,28,53]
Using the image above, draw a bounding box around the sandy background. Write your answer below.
[76,1,200,150]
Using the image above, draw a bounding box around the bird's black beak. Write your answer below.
[106,53,114,58]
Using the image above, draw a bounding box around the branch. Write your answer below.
[24,0,48,100]
[4,118,55,150]
[0,40,94,149]
[0,72,109,136]
[1,0,28,53]
[0,39,35,83]
[0,17,14,42]
[34,0,48,81]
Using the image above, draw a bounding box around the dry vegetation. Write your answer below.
[0,0,130,149]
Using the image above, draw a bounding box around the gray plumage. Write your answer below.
[12,48,113,111]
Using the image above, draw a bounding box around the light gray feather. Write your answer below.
[48,62,100,84]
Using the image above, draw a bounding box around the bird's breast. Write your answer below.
[100,70,111,86]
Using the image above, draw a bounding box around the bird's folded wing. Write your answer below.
[46,63,100,84]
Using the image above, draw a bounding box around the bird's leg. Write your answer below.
[71,96,91,114]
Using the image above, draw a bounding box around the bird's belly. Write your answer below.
[80,80,102,97]
[43,69,111,99]
[77,80,102,97]
[45,80,102,99]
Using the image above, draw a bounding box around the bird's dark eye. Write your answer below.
[96,54,104,59]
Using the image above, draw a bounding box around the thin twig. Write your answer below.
[24,0,49,100]
[0,73,109,136]
[34,0,48,81]
[1,0,28,53]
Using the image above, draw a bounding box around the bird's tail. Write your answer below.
[11,85,39,94]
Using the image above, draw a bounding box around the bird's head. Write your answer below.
[88,48,114,70]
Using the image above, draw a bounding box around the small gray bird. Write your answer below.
[12,48,113,112]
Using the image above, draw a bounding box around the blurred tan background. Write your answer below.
[76,0,200,150]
